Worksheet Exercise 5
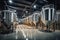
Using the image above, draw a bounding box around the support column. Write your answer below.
[11,12,13,22]
[4,12,6,22]
[52,8,54,20]
[49,8,51,21]
[42,8,45,21]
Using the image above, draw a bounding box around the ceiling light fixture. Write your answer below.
[26,11,28,13]
[33,5,37,9]
[9,0,12,3]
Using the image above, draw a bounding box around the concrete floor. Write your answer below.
[0,24,60,40]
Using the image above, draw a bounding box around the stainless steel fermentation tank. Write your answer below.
[0,10,17,33]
